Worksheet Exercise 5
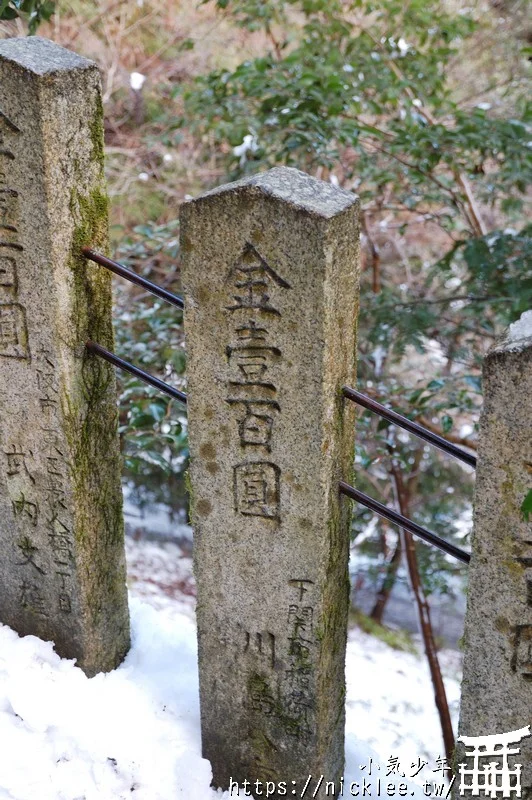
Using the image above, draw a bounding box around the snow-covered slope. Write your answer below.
[0,537,461,800]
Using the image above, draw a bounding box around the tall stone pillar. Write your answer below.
[181,167,360,796]
[457,310,532,796]
[0,37,129,676]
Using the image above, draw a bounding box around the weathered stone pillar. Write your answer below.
[181,168,359,796]
[0,37,129,676]
[457,310,532,794]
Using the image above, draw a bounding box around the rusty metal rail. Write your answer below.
[83,247,184,310]
[343,385,476,468]
[86,340,187,405]
[83,244,472,565]
[339,481,470,564]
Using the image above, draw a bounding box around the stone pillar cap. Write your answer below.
[185,166,359,219]
[0,36,95,76]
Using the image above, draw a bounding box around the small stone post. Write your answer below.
[181,168,359,796]
[457,310,532,793]
[0,37,130,676]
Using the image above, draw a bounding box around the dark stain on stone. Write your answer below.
[196,499,212,517]
[200,443,216,460]
[495,616,509,634]
[198,286,210,304]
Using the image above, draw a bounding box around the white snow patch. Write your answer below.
[123,489,191,541]
[130,72,146,91]
[233,134,259,166]
[397,37,410,55]
[0,600,213,800]
[444,277,461,290]
[508,310,532,341]
[0,535,462,799]
[372,345,387,375]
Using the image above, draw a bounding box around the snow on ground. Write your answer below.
[0,534,462,800]
[125,537,195,616]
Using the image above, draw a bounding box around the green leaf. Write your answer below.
[521,491,532,523]
[377,417,391,432]
[148,402,167,422]
[178,38,195,52]
[464,375,482,393]
[441,415,453,434]
[0,0,55,31]
[427,379,445,391]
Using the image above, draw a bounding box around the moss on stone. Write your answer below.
[500,466,521,518]
[184,468,197,527]
[247,671,311,745]
[59,176,129,662]
[503,557,525,579]
[88,92,105,166]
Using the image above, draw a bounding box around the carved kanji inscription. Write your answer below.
[233,461,280,519]
[0,303,29,358]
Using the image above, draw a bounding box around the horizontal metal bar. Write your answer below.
[86,340,187,405]
[83,248,184,310]
[339,480,470,565]
[343,385,477,468]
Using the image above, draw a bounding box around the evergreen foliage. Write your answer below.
[0,0,55,34]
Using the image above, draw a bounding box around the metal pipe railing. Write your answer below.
[343,385,476,468]
[86,340,187,405]
[83,247,184,310]
[339,480,470,564]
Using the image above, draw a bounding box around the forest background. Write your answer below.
[1,0,531,761]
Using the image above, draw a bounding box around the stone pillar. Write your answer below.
[0,37,130,677]
[181,167,359,796]
[457,310,532,794]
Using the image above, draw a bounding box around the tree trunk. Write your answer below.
[370,532,402,624]
[360,212,381,294]
[390,462,455,766]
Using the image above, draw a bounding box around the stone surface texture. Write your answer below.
[181,167,360,797]
[0,37,129,676]
[457,311,532,793]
